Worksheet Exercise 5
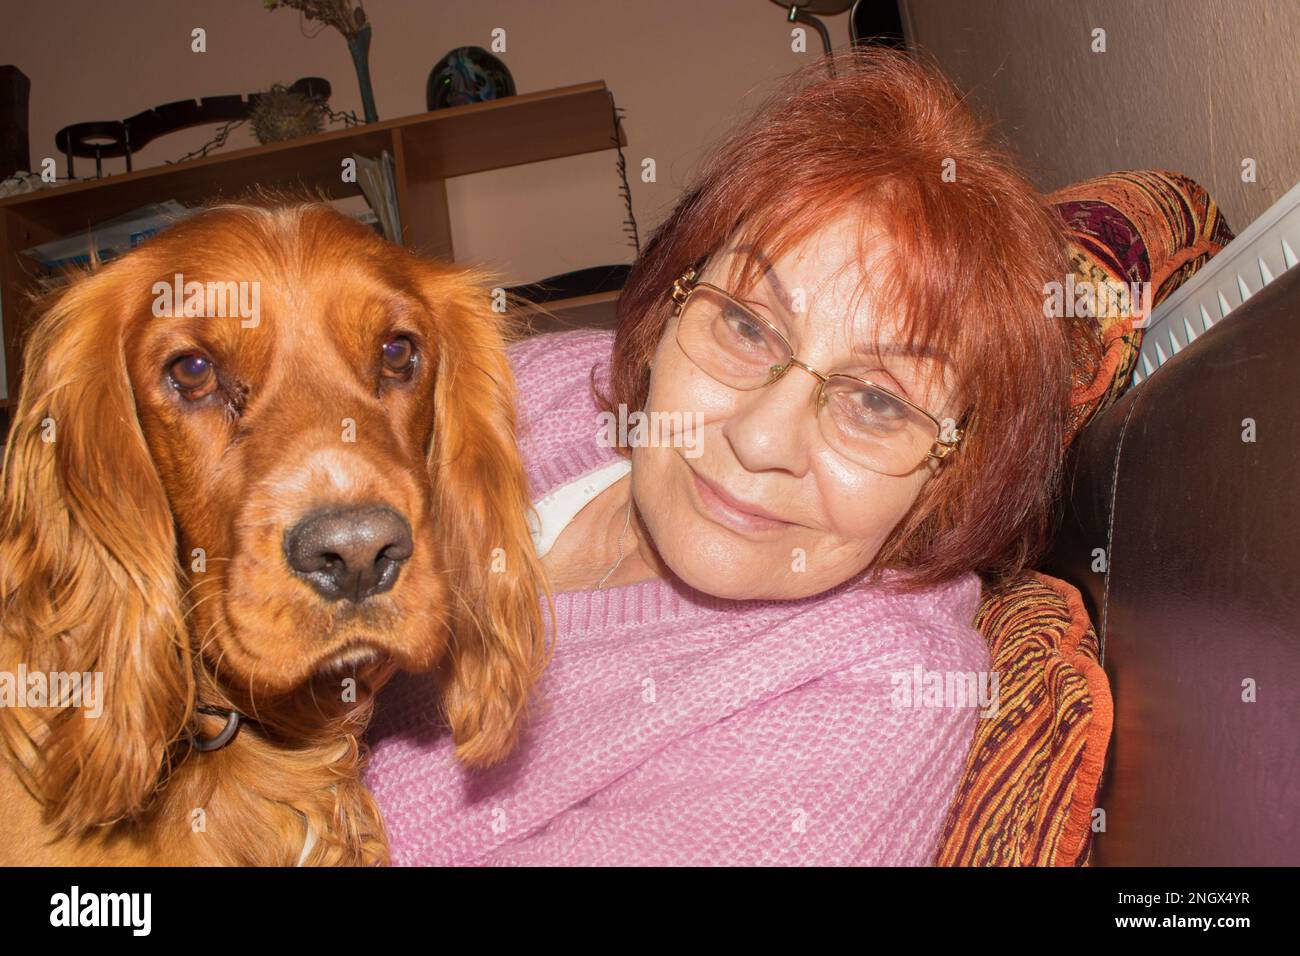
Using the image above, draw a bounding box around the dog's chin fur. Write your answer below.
[202,592,449,697]
[211,631,443,705]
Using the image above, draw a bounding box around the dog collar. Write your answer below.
[187,706,243,752]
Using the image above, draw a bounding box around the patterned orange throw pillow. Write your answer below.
[935,571,1113,865]
[1051,169,1234,447]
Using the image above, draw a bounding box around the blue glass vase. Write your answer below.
[346,24,378,124]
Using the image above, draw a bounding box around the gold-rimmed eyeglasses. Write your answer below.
[670,267,968,477]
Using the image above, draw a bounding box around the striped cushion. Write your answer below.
[1052,170,1235,448]
[934,571,1113,866]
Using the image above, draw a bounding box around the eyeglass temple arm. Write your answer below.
[927,433,962,460]
[670,268,698,306]
[928,407,975,459]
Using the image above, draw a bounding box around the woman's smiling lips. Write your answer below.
[689,467,792,535]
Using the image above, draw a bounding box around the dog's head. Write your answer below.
[0,202,551,830]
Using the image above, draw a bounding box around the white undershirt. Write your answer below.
[527,459,632,558]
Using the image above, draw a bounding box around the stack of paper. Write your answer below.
[353,151,403,245]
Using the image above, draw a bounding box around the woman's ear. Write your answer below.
[0,262,192,833]
[423,267,554,768]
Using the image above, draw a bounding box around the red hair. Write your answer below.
[600,46,1096,591]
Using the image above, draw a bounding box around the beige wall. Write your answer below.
[902,0,1300,235]
[3,0,1294,283]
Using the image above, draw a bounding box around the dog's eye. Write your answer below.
[169,353,217,399]
[381,336,416,377]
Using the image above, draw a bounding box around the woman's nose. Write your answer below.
[720,366,819,476]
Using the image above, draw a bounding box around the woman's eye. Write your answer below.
[168,353,217,399]
[827,385,908,434]
[721,310,773,353]
[859,389,904,418]
[726,311,761,339]
[381,336,416,377]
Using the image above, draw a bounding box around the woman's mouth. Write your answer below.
[689,468,791,536]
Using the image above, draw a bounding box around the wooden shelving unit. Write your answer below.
[0,80,626,408]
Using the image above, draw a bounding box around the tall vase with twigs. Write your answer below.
[264,0,378,124]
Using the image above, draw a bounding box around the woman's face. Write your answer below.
[632,213,961,599]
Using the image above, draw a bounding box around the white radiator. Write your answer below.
[1133,179,1300,387]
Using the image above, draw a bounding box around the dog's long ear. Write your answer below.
[423,267,553,768]
[0,261,191,833]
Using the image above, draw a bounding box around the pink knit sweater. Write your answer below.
[364,329,990,866]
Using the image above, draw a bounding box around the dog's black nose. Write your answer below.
[285,506,413,602]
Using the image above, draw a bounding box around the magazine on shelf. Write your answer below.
[352,151,404,246]
[21,200,198,271]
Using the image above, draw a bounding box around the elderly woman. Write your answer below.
[365,47,1079,865]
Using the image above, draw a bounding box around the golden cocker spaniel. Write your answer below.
[0,201,552,865]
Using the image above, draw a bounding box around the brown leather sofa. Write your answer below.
[1042,261,1300,866]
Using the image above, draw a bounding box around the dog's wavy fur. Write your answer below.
[0,201,553,864]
